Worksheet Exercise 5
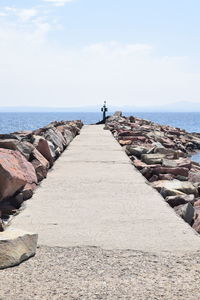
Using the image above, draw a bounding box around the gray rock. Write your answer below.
[141,153,166,165]
[165,194,195,207]
[47,141,56,160]
[181,203,195,225]
[162,159,178,168]
[126,146,148,158]
[0,228,38,269]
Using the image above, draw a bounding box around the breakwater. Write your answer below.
[105,112,200,234]
[0,120,83,230]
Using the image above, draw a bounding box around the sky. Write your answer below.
[0,0,200,108]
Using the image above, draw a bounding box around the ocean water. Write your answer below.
[0,111,200,162]
[0,112,200,134]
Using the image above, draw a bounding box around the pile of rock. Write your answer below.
[105,112,200,233]
[0,120,83,230]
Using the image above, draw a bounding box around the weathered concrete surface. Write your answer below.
[0,228,38,269]
[12,125,200,252]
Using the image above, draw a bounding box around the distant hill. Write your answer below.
[0,101,200,112]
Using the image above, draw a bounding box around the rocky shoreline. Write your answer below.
[105,112,200,234]
[0,120,83,230]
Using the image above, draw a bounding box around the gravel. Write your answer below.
[0,246,200,300]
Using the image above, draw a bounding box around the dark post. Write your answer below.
[101,101,108,121]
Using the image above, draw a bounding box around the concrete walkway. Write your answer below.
[12,125,200,252]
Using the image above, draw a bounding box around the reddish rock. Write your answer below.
[33,136,54,167]
[0,149,37,201]
[32,148,49,170]
[0,139,34,160]
[192,208,200,233]
[194,199,200,207]
[153,167,189,177]
[176,158,192,169]
[31,148,49,181]
[31,159,47,182]
[188,171,200,183]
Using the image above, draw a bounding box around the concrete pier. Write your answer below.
[12,125,200,252]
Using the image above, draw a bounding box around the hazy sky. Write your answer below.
[0,0,200,107]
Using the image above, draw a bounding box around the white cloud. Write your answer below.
[3,6,39,22]
[0,12,7,17]
[0,28,199,108]
[15,8,38,22]
[0,7,199,108]
[42,0,75,6]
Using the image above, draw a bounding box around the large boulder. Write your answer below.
[153,166,189,177]
[0,139,34,160]
[56,126,74,146]
[141,153,166,165]
[0,149,37,202]
[151,179,198,197]
[126,146,149,158]
[31,149,49,182]
[0,228,38,269]
[165,194,195,207]
[44,128,66,152]
[33,136,54,167]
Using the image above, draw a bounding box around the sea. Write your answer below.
[0,111,200,161]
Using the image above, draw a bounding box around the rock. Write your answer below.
[165,194,195,208]
[192,209,200,233]
[126,146,148,158]
[119,140,132,146]
[188,171,200,183]
[133,160,160,170]
[31,148,49,169]
[153,166,189,177]
[0,228,38,269]
[47,141,56,161]
[0,149,37,202]
[33,136,54,167]
[44,128,66,152]
[149,175,159,182]
[152,180,198,196]
[141,154,166,165]
[154,147,176,156]
[176,158,192,169]
[31,159,47,182]
[0,139,34,160]
[31,149,49,181]
[140,167,153,180]
[162,159,177,168]
[158,174,175,180]
[21,183,37,201]
[160,187,185,198]
[175,175,188,181]
[0,219,4,232]
[56,126,74,146]
[10,193,24,209]
[174,203,195,225]
[181,203,195,225]
[194,198,200,207]
[0,201,17,215]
